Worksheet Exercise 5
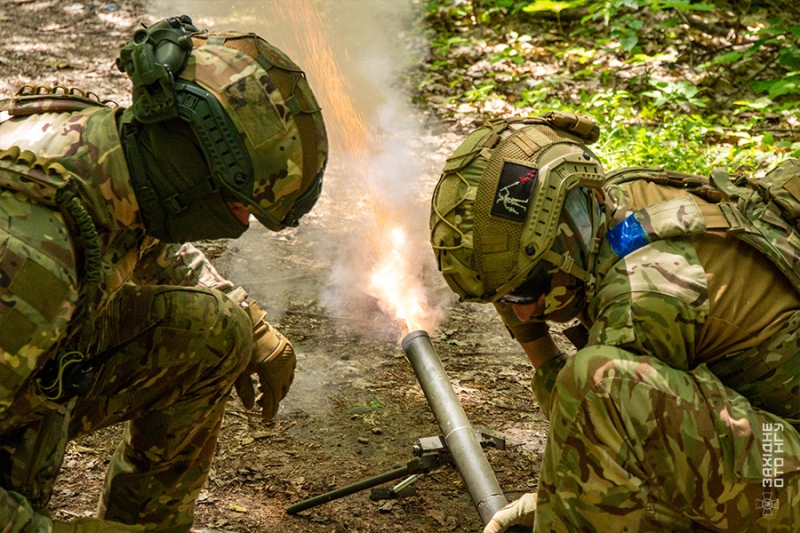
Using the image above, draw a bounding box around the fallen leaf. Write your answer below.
[39,60,73,69]
[230,503,248,513]
[72,445,95,453]
[427,510,446,525]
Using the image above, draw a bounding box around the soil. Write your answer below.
[0,2,572,532]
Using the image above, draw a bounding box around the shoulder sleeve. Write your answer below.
[588,239,708,370]
[0,220,78,420]
[531,353,567,421]
[132,239,235,292]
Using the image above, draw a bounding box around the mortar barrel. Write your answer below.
[402,330,509,525]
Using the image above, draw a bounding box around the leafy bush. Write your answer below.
[415,0,800,174]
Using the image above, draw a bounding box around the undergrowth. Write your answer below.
[412,0,800,175]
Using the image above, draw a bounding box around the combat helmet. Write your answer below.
[117,15,328,238]
[430,112,605,306]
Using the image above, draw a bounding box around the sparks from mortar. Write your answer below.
[271,0,431,335]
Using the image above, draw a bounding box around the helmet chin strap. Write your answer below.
[539,189,604,302]
[584,189,605,302]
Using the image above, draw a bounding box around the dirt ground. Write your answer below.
[0,2,572,531]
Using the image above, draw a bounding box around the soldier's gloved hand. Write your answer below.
[483,493,537,533]
[52,518,145,533]
[233,301,296,420]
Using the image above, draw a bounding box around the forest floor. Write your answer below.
[8,0,797,532]
[0,1,568,532]
[407,1,800,174]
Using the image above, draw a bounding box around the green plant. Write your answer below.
[521,0,587,33]
[463,80,498,102]
[752,73,800,99]
[432,34,469,55]
[641,79,707,108]
[413,0,800,176]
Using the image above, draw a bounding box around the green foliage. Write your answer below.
[752,74,800,99]
[416,0,800,174]
[641,79,707,108]
[463,80,498,101]
[522,1,587,14]
[431,35,469,55]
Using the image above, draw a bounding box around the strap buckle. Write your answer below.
[718,202,749,232]
[559,252,575,274]
[161,195,185,215]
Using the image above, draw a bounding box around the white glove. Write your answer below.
[483,493,537,533]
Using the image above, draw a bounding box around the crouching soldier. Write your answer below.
[0,15,327,533]
[430,113,799,532]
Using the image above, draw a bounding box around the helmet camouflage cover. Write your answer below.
[118,17,328,233]
[430,112,605,303]
[183,32,328,231]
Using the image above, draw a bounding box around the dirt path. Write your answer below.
[0,2,564,531]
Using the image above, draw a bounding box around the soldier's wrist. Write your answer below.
[519,334,560,370]
[507,320,549,344]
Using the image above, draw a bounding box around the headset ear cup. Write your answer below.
[117,17,199,123]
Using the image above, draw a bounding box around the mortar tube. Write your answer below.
[402,330,509,526]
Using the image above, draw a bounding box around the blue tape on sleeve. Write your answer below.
[606,214,650,258]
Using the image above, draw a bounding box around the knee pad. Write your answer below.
[148,287,252,372]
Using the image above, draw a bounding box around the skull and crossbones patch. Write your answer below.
[491,161,538,222]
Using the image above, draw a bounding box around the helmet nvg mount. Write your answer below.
[430,112,605,303]
[117,15,328,237]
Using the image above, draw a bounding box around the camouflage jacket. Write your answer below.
[531,170,800,426]
[0,98,236,434]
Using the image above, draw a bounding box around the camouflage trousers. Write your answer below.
[1,283,252,533]
[533,345,800,533]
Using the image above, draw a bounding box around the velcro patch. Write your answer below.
[491,162,537,222]
[607,214,650,258]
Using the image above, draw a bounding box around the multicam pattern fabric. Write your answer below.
[186,32,328,230]
[734,162,800,297]
[525,177,800,532]
[182,44,305,227]
[0,154,80,430]
[588,237,708,368]
[0,103,253,532]
[82,285,251,533]
[181,36,327,229]
[534,346,800,533]
[0,106,141,231]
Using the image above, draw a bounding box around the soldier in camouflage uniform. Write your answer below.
[0,16,327,533]
[429,113,800,532]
